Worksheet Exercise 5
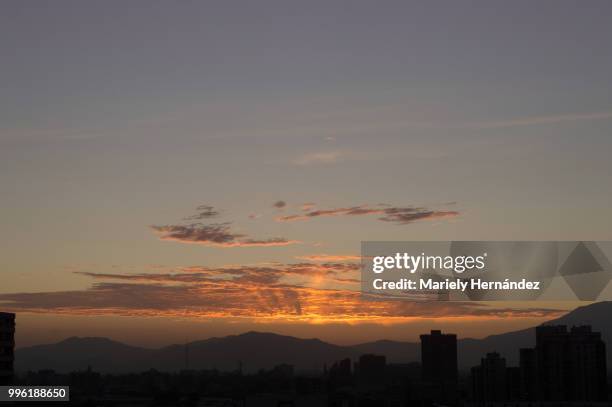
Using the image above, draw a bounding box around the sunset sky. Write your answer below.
[2,1,612,348]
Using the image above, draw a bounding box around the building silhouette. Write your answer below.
[0,312,15,385]
[519,347,537,400]
[505,366,520,401]
[534,325,607,401]
[471,352,507,402]
[420,329,457,401]
[469,325,608,403]
[329,358,351,379]
[355,353,386,384]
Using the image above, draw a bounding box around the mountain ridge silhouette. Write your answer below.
[15,301,612,373]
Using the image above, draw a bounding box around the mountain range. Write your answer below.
[15,301,612,373]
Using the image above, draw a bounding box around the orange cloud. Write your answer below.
[301,202,316,211]
[0,264,563,323]
[296,254,361,262]
[77,262,359,286]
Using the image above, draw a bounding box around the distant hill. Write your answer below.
[156,331,355,372]
[16,332,357,373]
[15,301,612,373]
[356,301,612,369]
[459,301,612,368]
[15,337,155,373]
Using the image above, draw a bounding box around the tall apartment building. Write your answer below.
[471,352,507,402]
[535,325,607,401]
[0,312,15,385]
[519,347,537,400]
[356,353,386,384]
[420,330,457,400]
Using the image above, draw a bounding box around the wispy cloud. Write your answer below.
[0,266,563,322]
[153,205,298,248]
[301,202,316,211]
[151,223,298,247]
[378,208,459,224]
[277,204,459,225]
[296,254,361,262]
[293,151,344,166]
[182,205,219,221]
[467,110,612,129]
[77,262,359,286]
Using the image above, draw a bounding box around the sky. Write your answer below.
[1,1,612,348]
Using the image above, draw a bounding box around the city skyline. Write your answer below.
[2,1,612,348]
[6,307,608,404]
